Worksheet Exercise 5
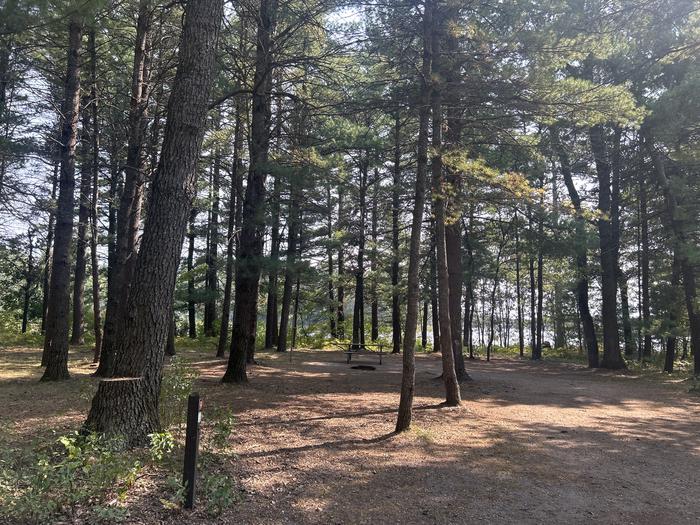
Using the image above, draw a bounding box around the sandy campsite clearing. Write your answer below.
[2,346,699,524]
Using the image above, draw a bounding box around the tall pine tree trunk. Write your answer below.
[391,111,402,353]
[223,0,278,382]
[552,127,599,367]
[203,152,221,337]
[590,124,625,369]
[88,30,102,362]
[264,167,281,348]
[337,185,345,338]
[352,155,368,348]
[97,0,151,377]
[70,105,92,345]
[217,103,244,357]
[84,0,223,444]
[326,182,337,338]
[370,169,379,342]
[430,12,460,405]
[396,0,433,431]
[41,17,82,381]
[277,179,300,352]
[187,208,197,338]
[41,158,59,337]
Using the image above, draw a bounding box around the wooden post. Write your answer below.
[183,393,201,509]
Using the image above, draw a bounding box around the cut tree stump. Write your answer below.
[83,377,157,447]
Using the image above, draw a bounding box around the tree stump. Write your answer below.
[84,377,157,447]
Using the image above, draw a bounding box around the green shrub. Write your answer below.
[200,472,239,516]
[0,432,141,524]
[160,356,200,429]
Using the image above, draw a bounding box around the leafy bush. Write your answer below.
[0,432,141,524]
[200,471,239,516]
[160,356,200,429]
[149,431,176,463]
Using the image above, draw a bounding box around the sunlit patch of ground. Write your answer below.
[1,342,699,523]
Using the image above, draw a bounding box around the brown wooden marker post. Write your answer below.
[183,393,201,509]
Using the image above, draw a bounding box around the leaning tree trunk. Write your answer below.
[97,0,151,377]
[223,0,278,382]
[396,0,433,432]
[41,17,82,381]
[84,0,223,445]
[552,127,599,367]
[589,124,625,369]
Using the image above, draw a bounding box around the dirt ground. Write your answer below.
[2,346,699,524]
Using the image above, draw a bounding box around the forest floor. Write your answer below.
[1,343,699,524]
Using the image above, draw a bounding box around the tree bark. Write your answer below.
[430,15,461,406]
[88,30,102,362]
[391,111,402,353]
[326,182,337,338]
[664,251,681,373]
[352,154,368,348]
[217,102,244,357]
[610,127,634,357]
[97,0,151,377]
[85,0,223,444]
[337,185,345,338]
[589,124,625,369]
[515,211,524,356]
[203,152,221,337]
[551,127,599,367]
[187,207,197,338]
[396,0,433,432]
[21,229,34,334]
[534,187,544,360]
[70,103,92,346]
[370,169,379,342]
[41,158,59,337]
[41,17,82,381]
[223,0,278,382]
[639,168,652,359]
[277,167,301,353]
[264,165,281,349]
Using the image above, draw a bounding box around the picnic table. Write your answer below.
[338,342,385,365]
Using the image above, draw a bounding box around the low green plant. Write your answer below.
[149,431,176,463]
[0,432,142,524]
[201,472,240,516]
[160,356,200,429]
[160,474,187,510]
[207,407,237,450]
